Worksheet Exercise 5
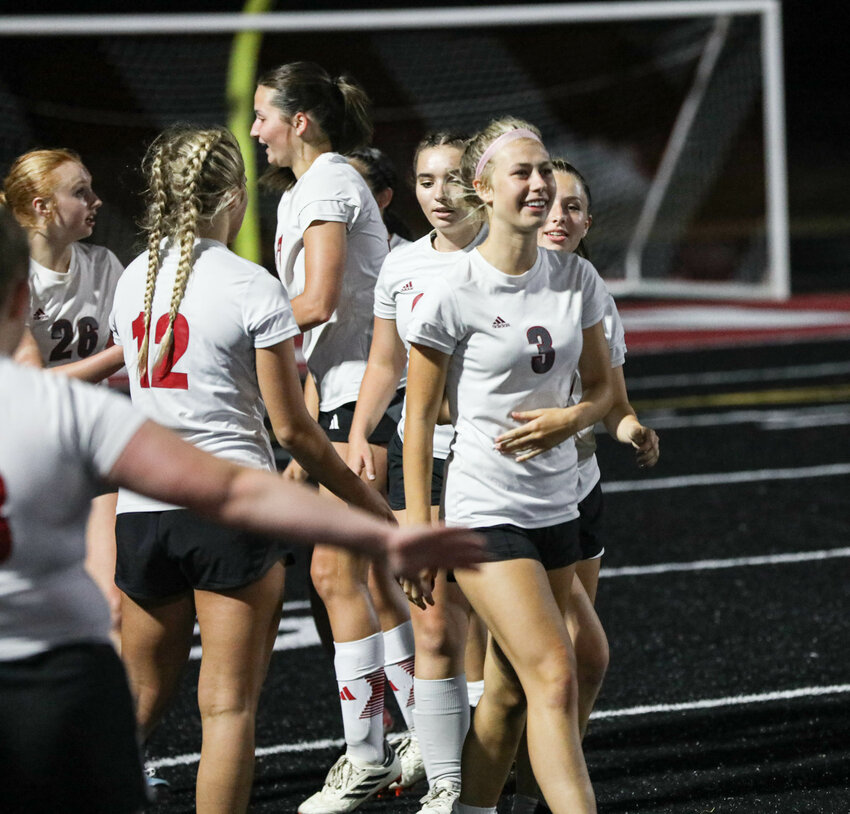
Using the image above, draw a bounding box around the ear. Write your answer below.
[291,111,310,138]
[582,213,593,238]
[31,196,51,219]
[473,178,493,206]
[375,187,393,212]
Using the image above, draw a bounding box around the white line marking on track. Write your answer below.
[147,684,850,769]
[603,462,850,493]
[600,546,850,578]
[629,403,850,431]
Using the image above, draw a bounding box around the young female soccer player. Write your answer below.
[0,206,484,814]
[251,62,416,812]
[347,131,488,814]
[108,124,406,814]
[1,148,125,634]
[505,159,659,814]
[403,119,615,814]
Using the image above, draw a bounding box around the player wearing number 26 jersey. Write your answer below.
[28,241,123,367]
[109,238,300,514]
[406,247,608,529]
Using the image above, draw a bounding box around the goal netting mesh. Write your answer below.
[0,3,787,298]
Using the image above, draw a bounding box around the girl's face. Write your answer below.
[415,145,465,233]
[250,85,296,167]
[42,161,101,242]
[538,170,591,253]
[477,139,555,234]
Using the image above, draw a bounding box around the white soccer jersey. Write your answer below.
[0,358,145,661]
[373,227,487,459]
[110,238,300,513]
[27,242,123,368]
[575,295,627,501]
[274,152,388,411]
[406,248,609,529]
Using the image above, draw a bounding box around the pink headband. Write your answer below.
[474,128,543,181]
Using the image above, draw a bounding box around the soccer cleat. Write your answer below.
[297,741,402,814]
[416,778,461,814]
[387,731,426,790]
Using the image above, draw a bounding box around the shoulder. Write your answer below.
[74,242,123,272]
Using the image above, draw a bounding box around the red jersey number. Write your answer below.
[131,312,190,390]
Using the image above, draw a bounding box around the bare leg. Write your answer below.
[194,562,286,814]
[456,560,595,814]
[120,590,195,741]
[85,492,121,647]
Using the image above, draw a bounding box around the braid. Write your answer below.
[137,145,168,380]
[153,132,217,369]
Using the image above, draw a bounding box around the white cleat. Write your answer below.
[298,741,402,814]
[388,730,427,790]
[417,778,461,814]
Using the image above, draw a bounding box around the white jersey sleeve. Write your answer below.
[274,153,388,412]
[110,238,298,514]
[27,243,123,368]
[0,359,145,660]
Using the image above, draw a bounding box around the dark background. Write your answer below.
[1,0,846,293]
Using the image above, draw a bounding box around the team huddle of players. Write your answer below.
[0,60,658,814]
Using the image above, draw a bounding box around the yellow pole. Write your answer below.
[226,0,274,263]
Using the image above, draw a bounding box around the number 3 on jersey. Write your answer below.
[526,326,555,374]
[131,312,189,389]
[0,474,12,563]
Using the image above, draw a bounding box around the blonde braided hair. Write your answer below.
[137,125,244,380]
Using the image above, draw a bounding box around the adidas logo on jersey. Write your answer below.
[492,316,510,328]
[328,414,340,430]
[401,281,414,292]
[32,308,48,321]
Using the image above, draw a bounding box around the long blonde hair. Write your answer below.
[137,125,244,378]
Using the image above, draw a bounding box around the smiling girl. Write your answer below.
[403,120,613,814]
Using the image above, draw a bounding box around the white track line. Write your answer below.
[600,546,850,578]
[603,462,850,493]
[147,683,850,769]
[632,404,850,430]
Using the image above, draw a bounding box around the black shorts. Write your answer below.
[386,430,446,511]
[477,519,582,571]
[318,389,404,444]
[115,509,294,601]
[0,643,148,814]
[578,480,605,560]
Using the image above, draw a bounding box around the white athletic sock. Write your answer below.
[383,621,416,731]
[511,794,539,814]
[334,632,386,763]
[413,675,469,786]
[454,804,497,814]
[467,679,485,708]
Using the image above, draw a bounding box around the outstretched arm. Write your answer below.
[107,419,484,578]
[50,343,125,383]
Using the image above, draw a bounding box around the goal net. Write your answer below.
[0,2,788,299]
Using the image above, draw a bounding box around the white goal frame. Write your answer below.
[1,1,789,300]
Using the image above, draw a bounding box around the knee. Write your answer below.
[576,630,609,690]
[311,551,367,604]
[525,645,578,710]
[413,608,463,660]
[198,685,256,722]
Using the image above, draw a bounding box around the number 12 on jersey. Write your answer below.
[131,312,189,389]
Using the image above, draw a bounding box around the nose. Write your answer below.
[90,191,102,211]
[250,119,260,137]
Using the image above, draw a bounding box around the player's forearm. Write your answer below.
[51,344,124,383]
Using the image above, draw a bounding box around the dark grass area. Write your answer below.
[146,339,850,813]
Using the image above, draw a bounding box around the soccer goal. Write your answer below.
[0,1,788,299]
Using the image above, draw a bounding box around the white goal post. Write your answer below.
[0,2,789,299]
